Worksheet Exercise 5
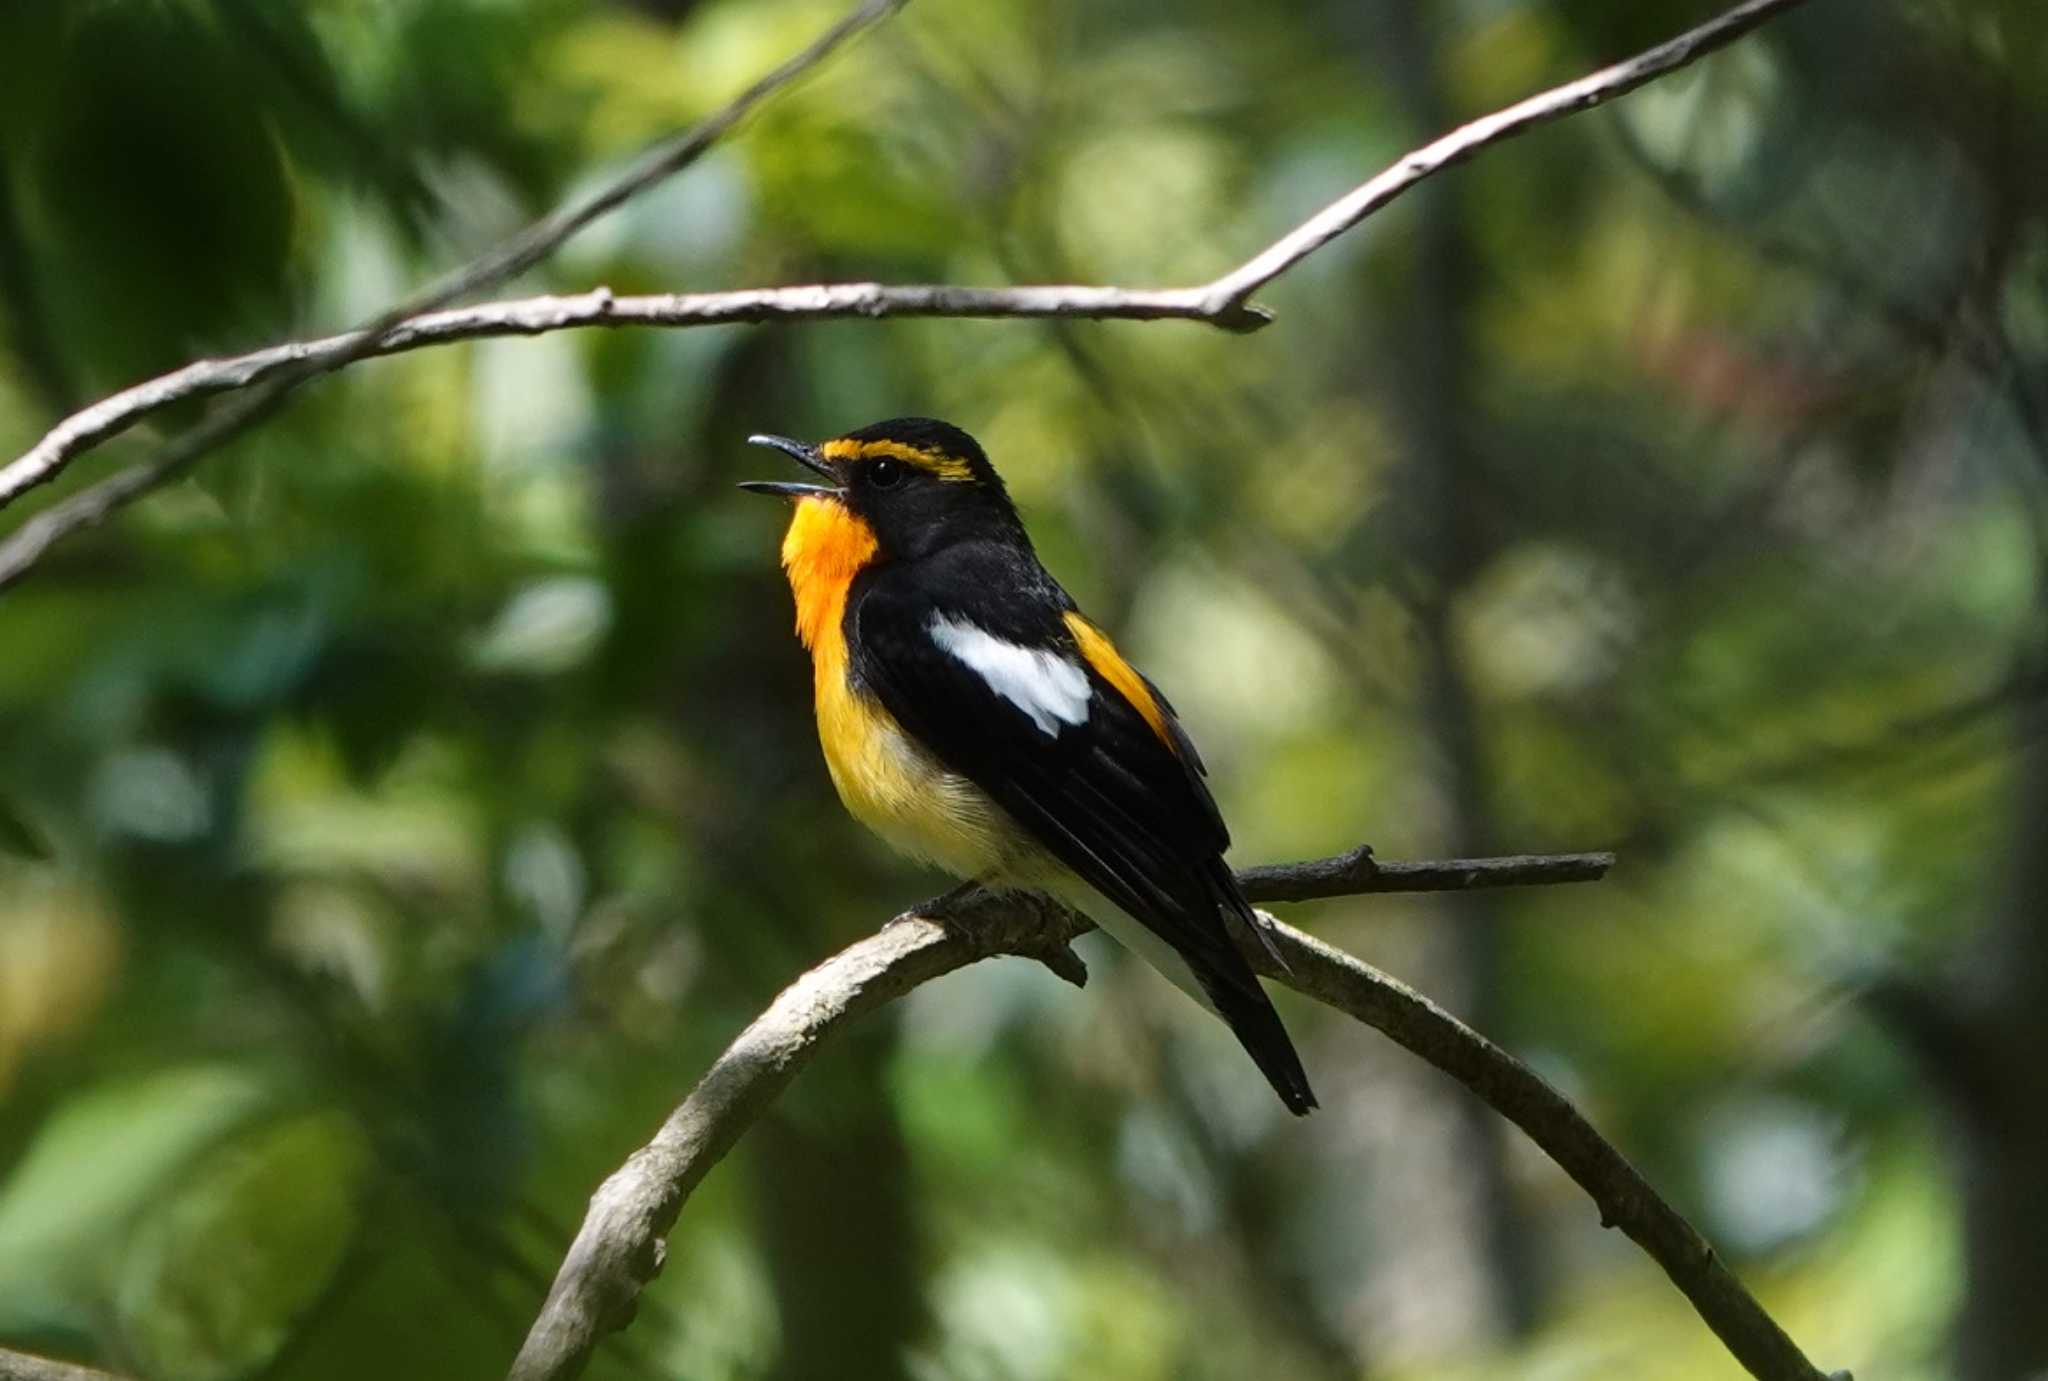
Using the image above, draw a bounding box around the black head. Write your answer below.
[740,417,1025,561]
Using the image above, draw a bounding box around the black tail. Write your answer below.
[1208,976,1318,1115]
[1197,859,1316,1114]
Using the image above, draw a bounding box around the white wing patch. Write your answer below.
[928,613,1091,736]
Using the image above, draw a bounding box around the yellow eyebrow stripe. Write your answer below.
[1063,612,1176,754]
[820,438,974,482]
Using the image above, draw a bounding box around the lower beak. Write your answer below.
[740,434,843,499]
[736,479,838,498]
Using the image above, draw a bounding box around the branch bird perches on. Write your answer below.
[508,845,1842,1381]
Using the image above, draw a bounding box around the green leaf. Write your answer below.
[0,797,49,859]
[115,1111,371,1381]
[0,1066,273,1332]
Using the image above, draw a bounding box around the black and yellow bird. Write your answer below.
[741,417,1316,1115]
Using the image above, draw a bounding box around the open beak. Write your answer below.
[738,434,842,500]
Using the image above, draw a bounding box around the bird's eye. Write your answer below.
[868,458,904,489]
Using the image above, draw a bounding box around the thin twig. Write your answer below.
[0,0,1812,578]
[1236,844,1613,901]
[0,0,906,589]
[506,844,1841,1381]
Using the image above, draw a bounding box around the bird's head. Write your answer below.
[740,416,1023,563]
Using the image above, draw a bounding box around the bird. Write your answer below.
[740,416,1316,1115]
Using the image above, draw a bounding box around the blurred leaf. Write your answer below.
[0,797,48,859]
[115,1110,371,1381]
[23,2,298,385]
[0,1066,273,1329]
[470,576,614,675]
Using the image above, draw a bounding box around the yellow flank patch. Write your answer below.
[1063,612,1176,754]
[820,437,974,482]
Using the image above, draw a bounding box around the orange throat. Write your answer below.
[780,496,879,659]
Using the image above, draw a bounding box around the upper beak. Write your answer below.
[738,434,842,499]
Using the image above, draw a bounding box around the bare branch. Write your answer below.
[509,844,1843,1381]
[0,0,1812,579]
[0,1348,132,1381]
[1237,843,1614,901]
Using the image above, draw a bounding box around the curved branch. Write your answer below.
[508,845,1843,1381]
[0,0,1812,570]
[504,889,1086,1381]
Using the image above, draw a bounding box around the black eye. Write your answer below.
[868,458,904,489]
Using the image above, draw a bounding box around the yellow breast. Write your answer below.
[780,497,1013,879]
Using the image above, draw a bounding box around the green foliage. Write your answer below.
[0,0,2040,1378]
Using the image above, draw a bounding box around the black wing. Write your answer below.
[848,542,1316,1114]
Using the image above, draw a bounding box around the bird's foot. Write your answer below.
[889,877,987,928]
[887,881,1089,989]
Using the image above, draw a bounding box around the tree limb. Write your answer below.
[0,0,1813,583]
[508,844,1844,1381]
